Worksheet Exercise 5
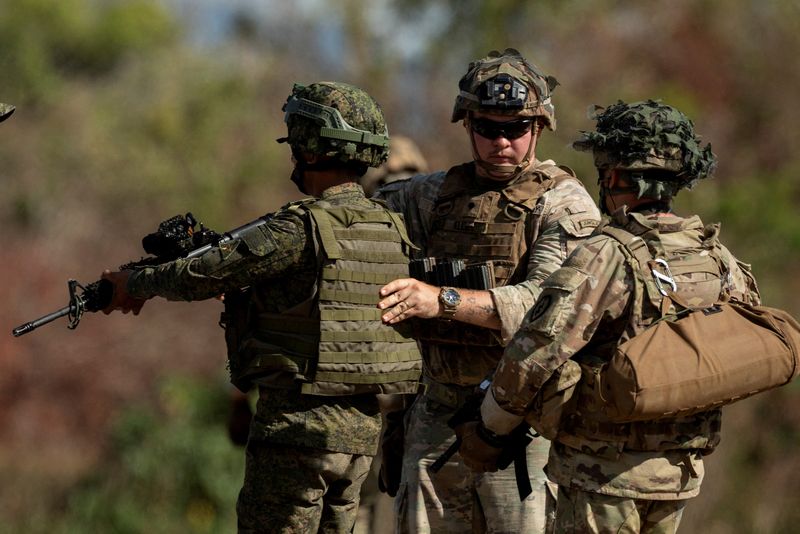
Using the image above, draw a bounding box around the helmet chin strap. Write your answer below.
[467,117,537,183]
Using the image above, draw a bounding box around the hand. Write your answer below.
[101,270,147,315]
[456,421,505,473]
[378,278,441,324]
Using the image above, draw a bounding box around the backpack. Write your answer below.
[599,226,800,422]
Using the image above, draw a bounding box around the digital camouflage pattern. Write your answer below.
[128,183,394,531]
[238,440,372,533]
[0,103,13,122]
[280,82,389,167]
[573,100,717,197]
[451,48,559,129]
[486,210,759,506]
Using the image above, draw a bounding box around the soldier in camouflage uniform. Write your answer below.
[101,82,423,533]
[374,48,601,533]
[461,100,761,533]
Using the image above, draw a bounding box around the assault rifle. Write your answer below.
[429,379,536,501]
[12,213,268,337]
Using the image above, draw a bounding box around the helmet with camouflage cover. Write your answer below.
[279,82,389,168]
[451,48,558,130]
[573,99,717,200]
[0,103,14,123]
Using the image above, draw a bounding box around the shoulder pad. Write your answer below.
[280,197,316,214]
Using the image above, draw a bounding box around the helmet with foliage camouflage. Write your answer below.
[451,48,559,130]
[0,103,14,123]
[278,82,389,168]
[574,100,717,198]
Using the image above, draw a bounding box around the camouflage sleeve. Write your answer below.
[127,209,311,301]
[373,172,445,257]
[488,236,633,419]
[490,177,601,343]
[718,244,761,305]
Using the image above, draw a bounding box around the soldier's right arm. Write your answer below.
[718,244,761,306]
[125,209,313,302]
[481,236,633,434]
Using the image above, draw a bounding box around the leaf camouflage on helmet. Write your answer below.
[573,99,717,195]
[279,82,390,168]
[451,48,559,130]
[0,103,15,123]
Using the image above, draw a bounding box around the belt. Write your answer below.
[421,376,477,409]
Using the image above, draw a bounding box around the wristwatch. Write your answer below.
[438,287,462,319]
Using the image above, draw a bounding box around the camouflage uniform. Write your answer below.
[376,49,600,533]
[126,83,422,533]
[480,101,760,533]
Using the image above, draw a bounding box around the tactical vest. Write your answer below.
[226,199,422,396]
[418,162,575,347]
[560,216,729,452]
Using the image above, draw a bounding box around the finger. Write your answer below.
[379,278,412,297]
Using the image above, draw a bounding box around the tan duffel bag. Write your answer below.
[603,299,800,421]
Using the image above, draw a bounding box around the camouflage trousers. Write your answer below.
[553,486,687,534]
[237,440,373,533]
[395,389,554,533]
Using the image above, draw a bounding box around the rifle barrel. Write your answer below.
[12,305,73,337]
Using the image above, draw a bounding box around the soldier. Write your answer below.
[460,100,760,533]
[101,82,423,533]
[375,48,601,533]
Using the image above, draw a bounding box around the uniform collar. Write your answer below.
[320,181,365,199]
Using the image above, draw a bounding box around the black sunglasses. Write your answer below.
[470,118,533,140]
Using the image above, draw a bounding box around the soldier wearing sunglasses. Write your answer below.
[375,49,600,533]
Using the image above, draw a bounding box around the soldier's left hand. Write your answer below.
[456,421,505,473]
[101,270,147,315]
[378,278,440,324]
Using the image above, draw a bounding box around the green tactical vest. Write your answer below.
[418,162,576,347]
[228,199,422,396]
[560,214,730,453]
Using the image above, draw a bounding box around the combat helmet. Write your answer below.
[451,48,558,130]
[574,99,717,200]
[279,82,389,168]
[0,103,14,123]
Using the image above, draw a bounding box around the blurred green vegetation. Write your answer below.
[2,375,243,534]
[1,1,798,533]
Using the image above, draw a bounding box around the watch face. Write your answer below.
[443,288,460,306]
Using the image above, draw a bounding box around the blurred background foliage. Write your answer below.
[0,0,798,532]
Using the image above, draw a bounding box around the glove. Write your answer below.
[378,408,406,496]
[456,421,507,473]
[101,270,147,315]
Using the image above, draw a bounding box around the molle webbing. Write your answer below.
[417,163,573,347]
[306,202,422,395]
